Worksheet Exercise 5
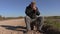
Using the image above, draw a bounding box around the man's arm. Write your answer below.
[36,8,40,16]
[25,7,32,16]
[25,7,29,16]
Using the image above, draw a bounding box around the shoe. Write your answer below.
[38,30,45,33]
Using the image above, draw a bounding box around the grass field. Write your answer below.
[0,16,60,34]
[45,17,60,30]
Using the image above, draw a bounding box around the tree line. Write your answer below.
[0,15,24,20]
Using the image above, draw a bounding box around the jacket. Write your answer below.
[25,5,40,19]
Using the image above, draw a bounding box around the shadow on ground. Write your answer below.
[0,25,27,34]
[0,25,60,34]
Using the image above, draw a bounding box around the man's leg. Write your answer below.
[37,16,44,32]
[30,21,35,30]
[25,16,31,31]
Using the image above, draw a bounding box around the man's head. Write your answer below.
[30,1,36,8]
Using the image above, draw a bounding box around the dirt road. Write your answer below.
[0,19,42,34]
[0,19,27,34]
[0,19,25,26]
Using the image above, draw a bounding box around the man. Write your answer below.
[25,1,44,33]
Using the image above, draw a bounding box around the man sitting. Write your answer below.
[25,1,44,33]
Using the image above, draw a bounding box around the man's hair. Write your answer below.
[28,1,36,7]
[31,1,36,4]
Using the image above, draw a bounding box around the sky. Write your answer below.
[0,0,60,17]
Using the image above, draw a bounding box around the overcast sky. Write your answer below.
[0,0,60,17]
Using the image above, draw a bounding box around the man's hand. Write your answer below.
[33,7,36,10]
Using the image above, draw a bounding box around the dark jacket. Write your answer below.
[25,5,40,19]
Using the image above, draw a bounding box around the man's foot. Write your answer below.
[38,30,45,33]
[27,30,32,34]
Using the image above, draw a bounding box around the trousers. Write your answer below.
[25,16,44,31]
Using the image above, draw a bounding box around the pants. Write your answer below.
[25,16,44,31]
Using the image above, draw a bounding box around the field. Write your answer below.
[0,16,60,34]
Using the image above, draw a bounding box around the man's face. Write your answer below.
[31,3,36,8]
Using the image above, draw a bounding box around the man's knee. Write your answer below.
[37,16,44,25]
[25,16,31,22]
[25,16,30,20]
